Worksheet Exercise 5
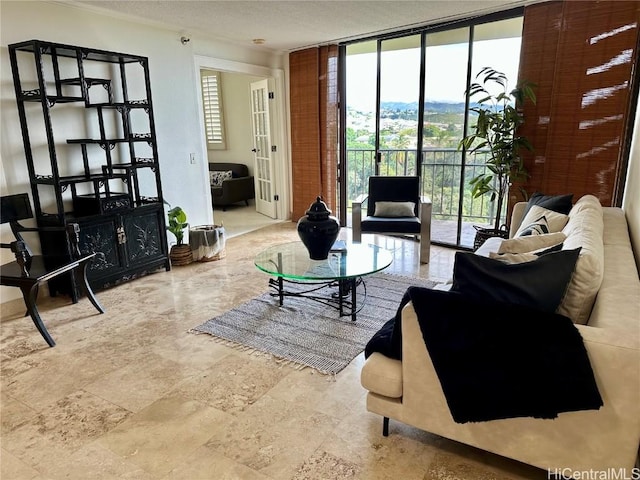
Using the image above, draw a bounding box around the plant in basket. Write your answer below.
[459,67,536,248]
[165,203,193,266]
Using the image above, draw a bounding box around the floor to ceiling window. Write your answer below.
[421,27,470,246]
[342,11,523,248]
[344,40,377,203]
[379,35,422,176]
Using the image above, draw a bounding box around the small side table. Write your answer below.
[189,225,226,262]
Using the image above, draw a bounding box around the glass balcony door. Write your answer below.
[379,35,421,177]
[342,14,523,249]
[344,40,378,203]
[422,27,470,246]
[344,36,421,223]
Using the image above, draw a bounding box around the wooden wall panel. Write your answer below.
[517,0,640,207]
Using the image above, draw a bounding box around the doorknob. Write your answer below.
[251,148,258,152]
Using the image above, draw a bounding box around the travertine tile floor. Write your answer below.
[1,223,547,479]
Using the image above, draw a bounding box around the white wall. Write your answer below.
[206,71,264,176]
[0,0,284,302]
[623,98,640,270]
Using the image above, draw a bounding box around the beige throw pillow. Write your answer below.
[374,201,415,217]
[498,232,566,254]
[514,205,569,237]
[489,251,539,264]
[489,241,563,264]
[557,196,604,324]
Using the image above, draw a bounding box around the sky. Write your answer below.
[346,37,522,110]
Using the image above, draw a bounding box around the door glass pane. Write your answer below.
[464,17,523,247]
[422,27,470,245]
[379,35,421,176]
[345,41,377,207]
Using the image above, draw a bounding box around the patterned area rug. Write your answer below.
[191,273,438,374]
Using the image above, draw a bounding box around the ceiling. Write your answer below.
[70,0,531,53]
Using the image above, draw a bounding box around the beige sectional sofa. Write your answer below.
[360,195,640,471]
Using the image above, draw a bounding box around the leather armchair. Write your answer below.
[352,176,432,264]
[209,162,255,210]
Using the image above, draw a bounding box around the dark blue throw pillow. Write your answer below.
[523,192,574,217]
[451,248,581,314]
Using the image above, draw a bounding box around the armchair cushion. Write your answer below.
[373,201,416,217]
[360,352,403,398]
[361,216,421,234]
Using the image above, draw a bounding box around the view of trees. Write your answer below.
[347,102,470,151]
[346,102,496,228]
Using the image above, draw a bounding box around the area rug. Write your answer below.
[190,273,438,374]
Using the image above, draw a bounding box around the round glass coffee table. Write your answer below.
[254,241,393,321]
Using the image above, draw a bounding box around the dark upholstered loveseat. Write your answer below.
[208,162,255,210]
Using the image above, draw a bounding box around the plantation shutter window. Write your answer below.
[201,70,226,150]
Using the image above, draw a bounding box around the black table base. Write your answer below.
[267,276,366,321]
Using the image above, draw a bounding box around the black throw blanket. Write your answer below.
[365,287,603,423]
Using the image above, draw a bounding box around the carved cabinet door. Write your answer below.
[75,205,167,291]
[77,216,126,280]
[121,206,165,267]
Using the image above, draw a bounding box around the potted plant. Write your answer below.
[166,204,193,266]
[459,67,536,248]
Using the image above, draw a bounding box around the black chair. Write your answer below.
[352,176,432,264]
[208,162,255,211]
[1,193,104,347]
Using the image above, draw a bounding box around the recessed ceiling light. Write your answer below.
[252,38,266,45]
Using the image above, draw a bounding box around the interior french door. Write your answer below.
[250,79,277,218]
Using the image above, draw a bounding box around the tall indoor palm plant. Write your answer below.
[460,67,536,231]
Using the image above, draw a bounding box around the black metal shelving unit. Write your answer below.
[9,39,170,295]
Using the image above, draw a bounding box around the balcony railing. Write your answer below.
[346,148,500,226]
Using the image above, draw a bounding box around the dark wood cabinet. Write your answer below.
[8,40,170,297]
[78,216,125,277]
